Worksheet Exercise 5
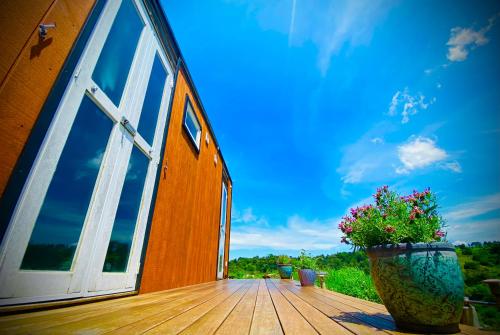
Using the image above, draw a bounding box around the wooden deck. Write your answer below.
[0,279,497,334]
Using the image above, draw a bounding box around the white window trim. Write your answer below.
[182,95,202,151]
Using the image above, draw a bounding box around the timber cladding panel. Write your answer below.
[140,68,231,293]
[0,0,97,199]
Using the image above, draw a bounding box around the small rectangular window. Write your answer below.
[183,96,202,151]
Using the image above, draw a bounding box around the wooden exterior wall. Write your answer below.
[0,0,232,296]
[0,0,97,199]
[139,68,232,293]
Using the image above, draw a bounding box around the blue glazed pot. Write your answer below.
[367,242,464,334]
[277,264,293,279]
[298,269,316,286]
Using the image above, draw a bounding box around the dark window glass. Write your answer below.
[21,96,113,271]
[92,0,144,106]
[137,54,167,144]
[103,146,149,272]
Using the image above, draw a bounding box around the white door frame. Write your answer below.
[0,0,173,305]
[217,182,228,280]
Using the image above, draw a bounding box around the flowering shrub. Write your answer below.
[339,186,445,248]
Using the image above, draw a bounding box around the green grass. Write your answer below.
[324,267,381,303]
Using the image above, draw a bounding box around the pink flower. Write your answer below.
[345,226,353,234]
[409,213,415,221]
[385,226,395,233]
[435,230,445,238]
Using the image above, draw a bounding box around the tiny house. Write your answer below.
[0,0,232,306]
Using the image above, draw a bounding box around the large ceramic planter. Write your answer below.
[367,242,464,334]
[298,269,316,286]
[277,264,293,279]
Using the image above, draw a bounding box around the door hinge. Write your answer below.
[120,117,136,137]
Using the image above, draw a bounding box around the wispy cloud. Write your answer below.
[230,214,342,251]
[232,207,268,226]
[388,88,434,124]
[254,0,395,76]
[446,14,499,62]
[336,122,399,185]
[444,193,500,221]
[288,0,297,47]
[441,161,462,173]
[444,193,500,243]
[371,137,384,144]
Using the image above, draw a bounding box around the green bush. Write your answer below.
[475,305,500,330]
[464,261,480,270]
[276,255,291,265]
[324,267,381,303]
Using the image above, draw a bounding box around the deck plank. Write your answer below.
[0,282,231,335]
[275,280,390,335]
[311,286,392,320]
[270,279,354,335]
[249,279,283,335]
[106,281,243,334]
[27,281,240,335]
[215,280,260,335]
[0,280,218,323]
[143,280,251,334]
[319,289,388,313]
[180,280,256,334]
[266,279,318,334]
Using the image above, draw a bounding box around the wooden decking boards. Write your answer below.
[0,279,497,335]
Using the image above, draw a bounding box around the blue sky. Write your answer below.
[161,0,500,259]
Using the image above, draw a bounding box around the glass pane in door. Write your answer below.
[21,96,113,271]
[218,185,227,273]
[92,0,144,106]
[137,54,167,144]
[103,146,149,272]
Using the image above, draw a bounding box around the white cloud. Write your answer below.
[230,214,343,251]
[388,88,434,124]
[396,137,448,174]
[446,14,498,62]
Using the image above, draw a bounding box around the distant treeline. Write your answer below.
[229,250,370,279]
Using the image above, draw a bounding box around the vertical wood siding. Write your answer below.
[0,0,96,198]
[140,68,232,293]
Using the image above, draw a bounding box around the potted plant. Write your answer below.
[276,255,293,279]
[297,249,317,286]
[339,186,464,334]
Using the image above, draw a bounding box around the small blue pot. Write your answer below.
[277,264,293,279]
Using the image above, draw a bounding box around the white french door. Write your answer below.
[0,0,173,305]
[217,182,228,280]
